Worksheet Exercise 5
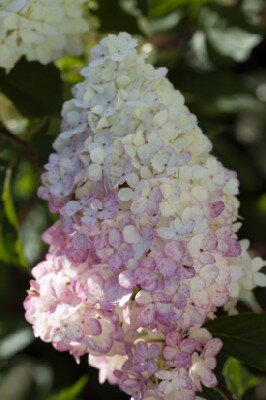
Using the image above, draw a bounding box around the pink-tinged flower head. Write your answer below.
[25,32,266,400]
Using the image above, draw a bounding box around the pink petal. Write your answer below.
[193,290,210,310]
[85,318,102,335]
[140,304,156,326]
[163,345,178,361]
[64,200,81,216]
[209,201,225,218]
[119,270,135,289]
[165,331,181,347]
[164,240,185,262]
[209,284,229,307]
[158,258,178,277]
[177,266,195,279]
[180,338,196,353]
[158,380,173,395]
[226,239,242,257]
[204,338,223,357]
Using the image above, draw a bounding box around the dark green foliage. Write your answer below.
[0,58,62,117]
[205,313,266,371]
[202,387,229,400]
[222,358,261,399]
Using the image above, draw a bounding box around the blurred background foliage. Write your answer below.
[0,0,266,399]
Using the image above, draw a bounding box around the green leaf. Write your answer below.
[148,11,183,32]
[120,0,148,17]
[222,358,261,399]
[0,217,17,265]
[175,70,262,117]
[0,169,17,264]
[194,3,260,32]
[207,27,261,62]
[0,168,26,267]
[2,168,19,229]
[121,0,182,34]
[0,58,62,118]
[201,387,229,400]
[29,119,58,164]
[0,328,34,360]
[188,4,263,68]
[204,313,266,371]
[95,0,140,33]
[149,0,211,18]
[48,376,88,400]
[0,361,34,400]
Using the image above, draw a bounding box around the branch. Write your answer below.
[217,384,235,400]
[0,125,40,166]
[0,125,27,145]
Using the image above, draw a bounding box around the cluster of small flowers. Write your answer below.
[24,33,266,400]
[0,0,89,70]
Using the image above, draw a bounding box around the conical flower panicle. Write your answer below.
[24,33,266,400]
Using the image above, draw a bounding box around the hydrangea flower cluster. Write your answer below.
[0,0,89,70]
[24,33,266,400]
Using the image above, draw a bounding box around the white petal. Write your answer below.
[123,225,141,244]
[254,272,266,287]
